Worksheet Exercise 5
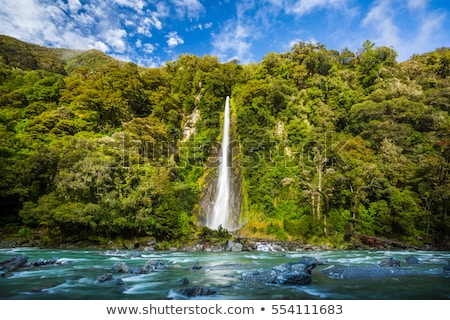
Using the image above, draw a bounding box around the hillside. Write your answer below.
[0,35,118,74]
[0,36,449,249]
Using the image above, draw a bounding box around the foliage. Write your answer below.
[0,36,449,248]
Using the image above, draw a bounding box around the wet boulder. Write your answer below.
[321,264,415,279]
[0,254,28,272]
[111,260,167,274]
[239,256,319,285]
[96,272,124,286]
[224,240,243,252]
[146,260,167,270]
[404,255,422,264]
[111,261,130,273]
[177,286,217,297]
[27,256,59,267]
[239,269,279,283]
[379,257,401,267]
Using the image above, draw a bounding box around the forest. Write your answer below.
[0,35,449,249]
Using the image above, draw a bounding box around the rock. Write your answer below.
[28,256,59,267]
[443,264,450,273]
[239,269,278,283]
[404,255,422,264]
[224,240,234,251]
[231,243,243,252]
[151,260,167,270]
[96,273,124,286]
[141,260,156,273]
[97,273,114,282]
[278,272,312,285]
[111,261,130,273]
[222,239,243,252]
[179,277,190,285]
[1,271,14,278]
[191,261,202,270]
[111,259,167,274]
[177,286,217,297]
[0,254,28,271]
[239,256,319,285]
[379,257,401,267]
[321,265,414,279]
[110,278,125,286]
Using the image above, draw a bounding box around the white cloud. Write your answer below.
[265,0,349,16]
[212,19,253,63]
[103,28,128,53]
[166,31,184,47]
[407,0,427,11]
[112,0,145,12]
[170,0,205,19]
[361,0,400,46]
[360,0,447,61]
[68,0,83,12]
[143,43,156,54]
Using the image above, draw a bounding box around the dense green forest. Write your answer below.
[0,35,449,249]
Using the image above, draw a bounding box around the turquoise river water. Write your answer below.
[0,247,449,300]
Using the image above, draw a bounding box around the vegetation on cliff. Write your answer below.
[0,35,449,248]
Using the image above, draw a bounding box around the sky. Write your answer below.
[0,0,449,67]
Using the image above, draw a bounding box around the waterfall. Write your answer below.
[208,96,231,230]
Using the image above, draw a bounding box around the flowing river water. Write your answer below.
[0,247,449,300]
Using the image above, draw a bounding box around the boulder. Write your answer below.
[0,254,28,271]
[177,286,217,297]
[1,271,13,278]
[278,272,312,285]
[178,277,190,285]
[97,273,114,282]
[111,261,130,273]
[141,260,156,273]
[150,260,167,270]
[231,243,243,252]
[379,257,401,267]
[224,240,234,251]
[239,256,319,285]
[111,260,166,274]
[321,264,415,279]
[96,273,124,286]
[404,255,422,264]
[28,256,58,267]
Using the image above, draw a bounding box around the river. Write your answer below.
[0,247,449,300]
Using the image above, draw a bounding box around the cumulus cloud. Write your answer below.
[103,28,128,53]
[170,0,205,19]
[212,19,253,63]
[166,31,184,47]
[361,0,447,61]
[265,0,349,16]
[361,0,400,46]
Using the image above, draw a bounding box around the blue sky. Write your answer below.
[0,0,449,67]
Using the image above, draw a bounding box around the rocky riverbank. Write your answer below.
[0,232,444,251]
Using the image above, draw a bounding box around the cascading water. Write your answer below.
[207,96,231,230]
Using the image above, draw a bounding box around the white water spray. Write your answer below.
[208,96,231,230]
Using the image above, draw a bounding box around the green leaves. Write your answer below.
[1,37,450,247]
